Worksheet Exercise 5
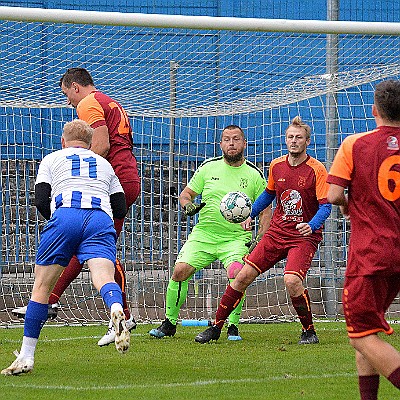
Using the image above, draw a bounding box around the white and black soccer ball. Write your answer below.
[220,191,252,223]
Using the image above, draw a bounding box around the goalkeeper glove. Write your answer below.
[183,201,206,218]
[245,233,263,253]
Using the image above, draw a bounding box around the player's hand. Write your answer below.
[240,216,253,231]
[339,205,350,220]
[245,233,262,253]
[296,222,312,236]
[183,202,206,217]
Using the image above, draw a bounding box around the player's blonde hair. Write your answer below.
[286,116,311,139]
[62,119,93,146]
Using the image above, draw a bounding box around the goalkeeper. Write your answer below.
[149,125,271,340]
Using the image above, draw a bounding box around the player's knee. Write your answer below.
[284,274,304,296]
[349,337,358,350]
[349,335,372,353]
[171,262,194,281]
[227,261,244,279]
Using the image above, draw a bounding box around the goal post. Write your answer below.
[1,6,400,326]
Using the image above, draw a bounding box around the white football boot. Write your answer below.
[111,310,130,354]
[97,315,136,347]
[1,351,34,376]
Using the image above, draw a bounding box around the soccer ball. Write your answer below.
[220,191,252,223]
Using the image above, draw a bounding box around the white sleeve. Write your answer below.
[35,154,52,185]
[110,173,124,196]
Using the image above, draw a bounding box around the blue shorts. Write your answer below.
[36,208,117,267]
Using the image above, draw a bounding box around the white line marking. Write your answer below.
[2,373,356,391]
[2,333,143,343]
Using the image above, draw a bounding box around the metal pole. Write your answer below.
[324,0,340,318]
[168,61,178,272]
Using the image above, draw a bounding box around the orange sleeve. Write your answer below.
[314,161,329,202]
[76,93,106,127]
[266,156,285,192]
[306,157,329,203]
[328,135,357,183]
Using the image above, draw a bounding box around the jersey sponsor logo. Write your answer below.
[280,189,303,220]
[387,136,399,151]
[278,178,285,182]
[211,176,220,180]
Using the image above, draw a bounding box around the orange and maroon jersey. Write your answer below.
[266,154,329,240]
[327,126,400,276]
[77,91,139,184]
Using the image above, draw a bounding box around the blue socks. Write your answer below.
[100,282,123,309]
[24,300,48,339]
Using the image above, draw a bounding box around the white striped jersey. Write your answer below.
[35,147,124,219]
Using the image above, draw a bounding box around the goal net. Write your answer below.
[1,8,400,326]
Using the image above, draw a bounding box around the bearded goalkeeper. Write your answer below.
[149,125,271,340]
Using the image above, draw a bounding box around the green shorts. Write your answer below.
[175,228,250,271]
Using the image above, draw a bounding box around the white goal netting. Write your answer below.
[1,11,400,325]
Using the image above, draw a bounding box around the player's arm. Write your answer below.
[242,189,275,230]
[90,125,110,158]
[34,182,52,220]
[179,186,205,217]
[244,204,272,252]
[110,191,127,219]
[257,205,272,236]
[327,183,349,219]
[297,202,332,236]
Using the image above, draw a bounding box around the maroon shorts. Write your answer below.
[244,233,319,280]
[343,274,400,338]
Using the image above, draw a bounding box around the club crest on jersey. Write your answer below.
[280,189,303,217]
[298,176,307,188]
[239,178,248,189]
[387,136,399,151]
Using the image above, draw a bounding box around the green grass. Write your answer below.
[0,322,399,400]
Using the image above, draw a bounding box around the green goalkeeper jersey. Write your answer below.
[187,156,266,240]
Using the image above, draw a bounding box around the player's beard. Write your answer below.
[223,150,244,164]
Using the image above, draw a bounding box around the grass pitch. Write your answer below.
[0,322,399,400]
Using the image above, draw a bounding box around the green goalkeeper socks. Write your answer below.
[165,278,189,325]
[228,278,245,326]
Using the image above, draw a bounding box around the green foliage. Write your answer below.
[0,322,398,400]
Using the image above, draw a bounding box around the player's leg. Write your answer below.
[12,255,82,319]
[98,181,139,346]
[227,276,245,340]
[195,262,257,344]
[88,258,129,354]
[2,263,64,376]
[195,233,280,344]
[98,257,137,346]
[352,336,400,400]
[149,234,215,338]
[353,337,400,390]
[221,238,251,340]
[148,263,194,338]
[113,215,131,317]
[81,210,130,354]
[114,180,140,319]
[344,275,400,396]
[284,240,319,344]
[3,208,84,375]
[354,349,380,400]
[48,255,83,305]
